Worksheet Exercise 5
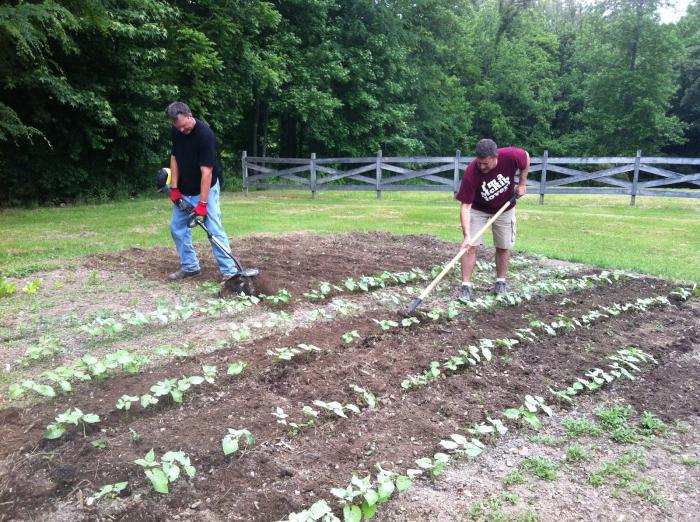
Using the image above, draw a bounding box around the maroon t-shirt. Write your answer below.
[456,147,528,213]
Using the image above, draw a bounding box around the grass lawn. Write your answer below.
[1,191,698,282]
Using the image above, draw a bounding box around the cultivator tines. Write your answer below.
[222,274,258,297]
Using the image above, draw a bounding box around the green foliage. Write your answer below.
[520,456,559,481]
[134,449,195,494]
[2,0,699,205]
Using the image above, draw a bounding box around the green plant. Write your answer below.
[312,400,360,418]
[90,439,107,449]
[222,428,254,456]
[503,395,553,429]
[134,449,195,494]
[501,491,518,505]
[502,470,526,486]
[281,499,339,522]
[673,455,698,467]
[154,344,192,358]
[116,394,139,411]
[45,408,100,439]
[0,277,17,298]
[563,417,603,438]
[565,444,590,463]
[415,453,451,476]
[227,361,248,376]
[372,318,398,331]
[439,434,485,457]
[596,404,633,432]
[349,384,377,409]
[267,343,320,361]
[342,330,360,344]
[92,481,128,502]
[639,411,668,436]
[521,457,559,481]
[20,336,62,365]
[8,379,56,399]
[22,278,42,295]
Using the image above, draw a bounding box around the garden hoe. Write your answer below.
[156,168,261,296]
[403,193,522,316]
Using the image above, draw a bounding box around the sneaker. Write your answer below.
[494,280,508,296]
[168,269,201,281]
[458,284,472,301]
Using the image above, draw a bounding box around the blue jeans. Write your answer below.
[170,181,237,277]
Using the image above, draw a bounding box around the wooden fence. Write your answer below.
[242,150,700,205]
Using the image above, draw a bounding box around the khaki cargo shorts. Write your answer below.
[469,208,516,249]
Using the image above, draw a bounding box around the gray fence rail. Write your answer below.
[242,150,700,205]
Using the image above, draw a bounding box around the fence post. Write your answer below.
[376,149,382,200]
[630,149,641,206]
[453,150,461,194]
[539,149,548,205]
[242,151,248,196]
[310,152,317,200]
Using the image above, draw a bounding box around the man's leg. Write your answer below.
[460,247,477,282]
[170,205,200,274]
[491,208,516,294]
[201,182,237,277]
[495,248,511,279]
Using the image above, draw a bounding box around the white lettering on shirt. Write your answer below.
[480,173,509,201]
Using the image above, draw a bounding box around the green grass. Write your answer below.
[520,457,559,481]
[1,191,699,280]
[563,417,604,438]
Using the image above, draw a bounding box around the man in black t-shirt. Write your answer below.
[165,101,237,281]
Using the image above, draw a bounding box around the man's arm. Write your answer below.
[170,155,180,188]
[459,202,472,250]
[199,165,213,203]
[516,150,530,197]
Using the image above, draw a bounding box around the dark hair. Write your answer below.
[165,101,191,120]
[475,138,498,158]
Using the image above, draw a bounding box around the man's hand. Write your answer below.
[169,187,182,204]
[459,236,472,252]
[516,184,527,197]
[194,201,207,217]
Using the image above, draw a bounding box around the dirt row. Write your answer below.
[1,275,694,521]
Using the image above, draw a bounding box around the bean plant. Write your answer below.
[134,449,195,494]
[45,408,100,439]
[222,428,254,456]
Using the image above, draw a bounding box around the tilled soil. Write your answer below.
[0,232,697,522]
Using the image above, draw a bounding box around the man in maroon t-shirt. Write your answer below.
[455,139,529,300]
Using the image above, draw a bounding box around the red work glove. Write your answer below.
[169,187,182,204]
[194,201,207,217]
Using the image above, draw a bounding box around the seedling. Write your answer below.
[350,384,378,409]
[372,319,398,331]
[116,395,139,411]
[281,499,338,522]
[565,444,590,463]
[521,457,559,481]
[22,278,42,295]
[267,343,321,361]
[502,470,526,486]
[45,408,100,439]
[92,481,128,502]
[91,439,107,449]
[8,379,55,399]
[563,417,603,438]
[439,434,485,458]
[227,361,248,376]
[312,400,360,418]
[154,344,192,358]
[134,449,195,494]
[222,428,254,456]
[415,453,451,476]
[639,411,668,436]
[20,336,63,365]
[342,330,360,344]
[0,277,17,298]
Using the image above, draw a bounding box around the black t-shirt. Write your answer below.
[170,118,222,195]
